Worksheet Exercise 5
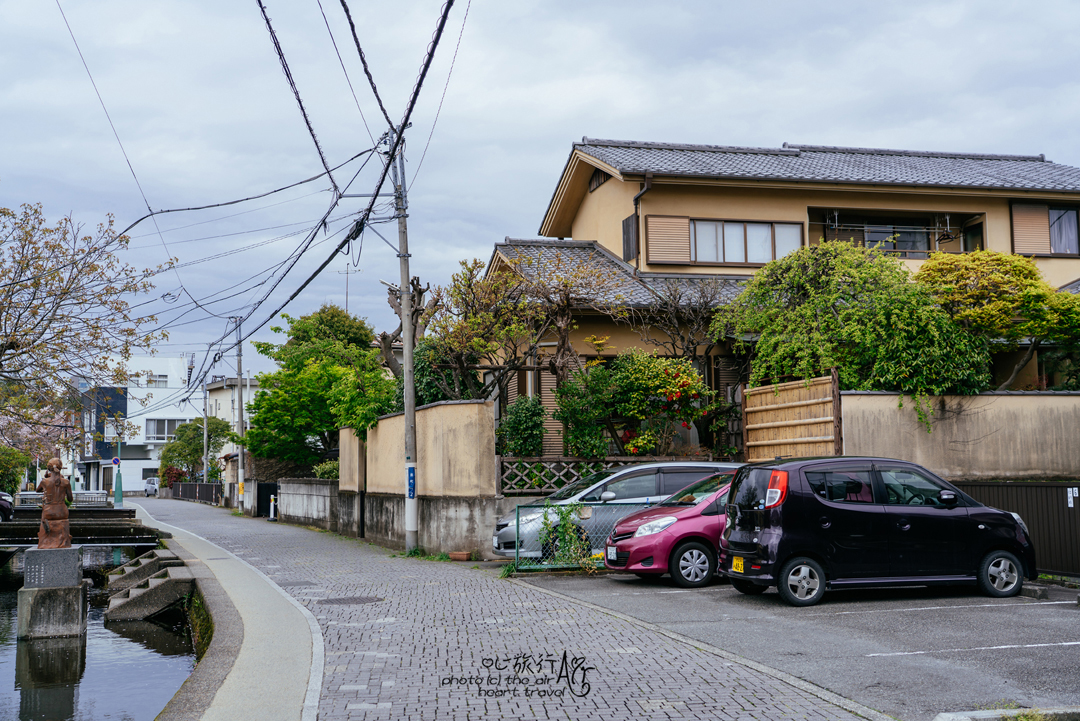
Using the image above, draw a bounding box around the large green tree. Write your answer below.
[916,250,1080,390]
[246,305,395,467]
[158,416,232,480]
[712,241,991,424]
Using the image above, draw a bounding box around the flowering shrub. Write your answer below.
[554,349,713,456]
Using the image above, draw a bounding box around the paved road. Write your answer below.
[139,499,883,720]
[521,571,1080,721]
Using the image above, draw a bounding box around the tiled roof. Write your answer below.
[576,138,1080,193]
[1060,277,1080,294]
[493,238,744,307]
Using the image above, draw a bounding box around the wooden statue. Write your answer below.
[36,458,73,549]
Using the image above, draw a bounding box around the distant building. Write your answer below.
[205,375,258,483]
[77,355,200,492]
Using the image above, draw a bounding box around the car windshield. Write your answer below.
[661,472,733,505]
[547,471,614,501]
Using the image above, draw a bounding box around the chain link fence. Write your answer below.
[507,502,652,571]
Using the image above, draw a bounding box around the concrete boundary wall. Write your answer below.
[278,478,339,529]
[841,391,1080,480]
[364,493,545,558]
[366,400,497,497]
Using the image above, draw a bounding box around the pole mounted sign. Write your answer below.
[111,457,120,466]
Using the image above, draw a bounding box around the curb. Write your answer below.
[1020,584,1049,600]
[507,577,893,721]
[135,501,325,721]
[155,539,244,721]
[933,708,1080,720]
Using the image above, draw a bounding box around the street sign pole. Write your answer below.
[113,439,123,509]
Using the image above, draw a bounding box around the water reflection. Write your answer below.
[16,637,86,721]
[0,550,195,720]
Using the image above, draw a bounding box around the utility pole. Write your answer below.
[231,317,246,513]
[390,127,418,553]
[337,264,357,313]
[202,379,209,487]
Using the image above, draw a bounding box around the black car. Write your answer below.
[0,492,12,522]
[719,457,1037,607]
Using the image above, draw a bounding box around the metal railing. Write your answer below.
[16,491,110,507]
[508,501,652,570]
[174,482,220,504]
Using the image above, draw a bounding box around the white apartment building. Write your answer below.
[205,375,258,482]
[78,355,201,492]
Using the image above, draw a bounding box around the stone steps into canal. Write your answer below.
[104,565,194,621]
[105,549,184,591]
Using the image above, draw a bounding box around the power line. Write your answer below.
[337,0,395,130]
[257,0,342,196]
[410,0,471,190]
[54,0,152,216]
[315,0,375,145]
[117,149,373,238]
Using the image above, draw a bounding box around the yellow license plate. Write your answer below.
[732,556,744,574]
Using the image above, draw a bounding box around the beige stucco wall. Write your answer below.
[365,400,497,497]
[569,178,1080,288]
[841,392,1080,480]
[338,427,364,493]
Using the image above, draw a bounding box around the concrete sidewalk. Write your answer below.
[131,501,319,721]
[139,498,888,720]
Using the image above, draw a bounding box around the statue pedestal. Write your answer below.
[17,546,88,639]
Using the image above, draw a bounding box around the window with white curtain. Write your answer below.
[691,220,802,264]
[1049,208,1079,255]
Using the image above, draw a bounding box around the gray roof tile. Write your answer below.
[577,138,1080,193]
[494,238,744,307]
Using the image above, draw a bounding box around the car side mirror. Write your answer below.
[600,491,616,503]
[939,490,958,506]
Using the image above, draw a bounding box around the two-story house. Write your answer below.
[78,355,199,492]
[491,138,1080,452]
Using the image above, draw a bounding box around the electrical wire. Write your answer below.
[337,0,395,129]
[409,0,471,190]
[315,0,375,145]
[116,149,373,237]
[257,0,341,197]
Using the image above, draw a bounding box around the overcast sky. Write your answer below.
[3,0,1080,396]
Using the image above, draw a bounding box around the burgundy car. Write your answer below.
[604,472,733,588]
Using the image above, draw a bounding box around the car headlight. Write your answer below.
[1010,512,1030,537]
[517,511,544,524]
[634,516,678,538]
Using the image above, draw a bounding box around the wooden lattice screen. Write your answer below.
[741,371,842,463]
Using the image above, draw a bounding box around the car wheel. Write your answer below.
[730,578,767,595]
[541,526,589,564]
[978,550,1023,598]
[777,557,826,607]
[670,541,715,588]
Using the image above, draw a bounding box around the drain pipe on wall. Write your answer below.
[632,172,653,272]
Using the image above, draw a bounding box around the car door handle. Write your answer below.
[897,521,911,531]
[819,516,831,529]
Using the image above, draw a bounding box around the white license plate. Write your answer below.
[492,535,499,549]
[606,546,617,561]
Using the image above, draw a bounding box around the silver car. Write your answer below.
[492,462,742,559]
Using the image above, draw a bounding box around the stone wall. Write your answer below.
[841,391,1080,480]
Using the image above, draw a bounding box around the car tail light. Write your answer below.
[764,470,788,508]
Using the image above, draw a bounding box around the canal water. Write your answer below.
[0,548,195,720]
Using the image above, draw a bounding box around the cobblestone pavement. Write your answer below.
[141,499,879,721]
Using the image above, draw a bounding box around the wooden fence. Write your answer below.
[498,455,716,496]
[742,372,842,463]
[953,481,1080,577]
